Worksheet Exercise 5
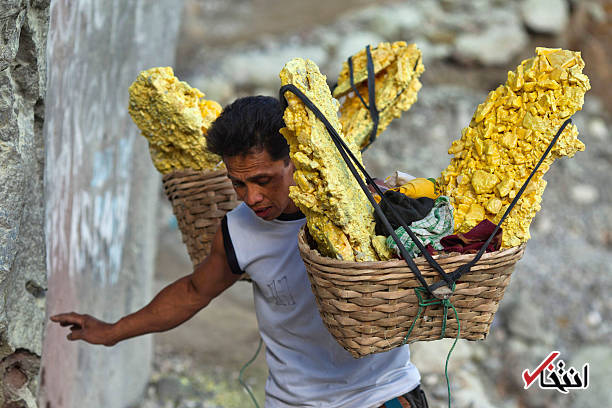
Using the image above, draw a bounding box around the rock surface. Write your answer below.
[453,23,528,66]
[521,0,570,34]
[0,1,49,406]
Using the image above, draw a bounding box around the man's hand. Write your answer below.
[50,313,117,346]
[48,224,238,347]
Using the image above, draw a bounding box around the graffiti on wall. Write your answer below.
[44,0,141,287]
[67,139,133,286]
[40,1,183,406]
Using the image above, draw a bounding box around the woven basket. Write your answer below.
[162,168,240,266]
[298,227,524,358]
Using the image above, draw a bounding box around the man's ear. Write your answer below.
[284,157,295,169]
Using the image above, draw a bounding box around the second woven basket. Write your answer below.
[298,227,524,358]
[162,168,240,266]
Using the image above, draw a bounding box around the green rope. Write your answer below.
[239,337,263,408]
[401,285,461,408]
[444,303,460,408]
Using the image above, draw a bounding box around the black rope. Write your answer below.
[429,117,573,291]
[280,84,453,293]
[348,57,369,110]
[365,45,379,148]
[347,45,380,152]
[413,55,421,73]
[345,47,420,152]
[280,81,573,295]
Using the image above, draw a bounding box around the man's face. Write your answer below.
[225,148,299,220]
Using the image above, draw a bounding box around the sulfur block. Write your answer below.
[280,58,391,261]
[439,48,590,248]
[333,42,424,151]
[128,67,222,174]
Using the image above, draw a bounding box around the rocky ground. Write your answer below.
[133,0,611,407]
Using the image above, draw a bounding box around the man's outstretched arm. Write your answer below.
[50,225,240,346]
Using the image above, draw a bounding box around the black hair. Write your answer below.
[206,95,289,160]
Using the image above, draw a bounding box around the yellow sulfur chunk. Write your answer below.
[471,170,500,195]
[440,48,590,247]
[128,67,223,174]
[464,203,485,229]
[334,42,402,93]
[280,58,391,261]
[496,177,514,198]
[485,197,503,214]
[333,42,424,150]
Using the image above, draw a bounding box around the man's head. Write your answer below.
[206,96,299,220]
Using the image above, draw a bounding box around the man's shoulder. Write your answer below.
[226,202,251,222]
[225,202,262,236]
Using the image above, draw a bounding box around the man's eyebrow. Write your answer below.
[228,173,274,182]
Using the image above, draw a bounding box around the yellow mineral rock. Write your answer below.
[280,58,391,261]
[333,41,424,151]
[128,67,223,174]
[440,48,590,247]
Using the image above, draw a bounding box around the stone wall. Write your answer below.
[39,2,184,407]
[1,0,184,407]
[0,1,50,406]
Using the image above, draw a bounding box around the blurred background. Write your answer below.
[140,1,612,407]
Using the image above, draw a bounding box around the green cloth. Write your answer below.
[386,196,454,258]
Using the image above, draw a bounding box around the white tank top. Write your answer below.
[224,203,420,408]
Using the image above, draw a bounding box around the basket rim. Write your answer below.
[297,225,525,270]
[162,167,228,182]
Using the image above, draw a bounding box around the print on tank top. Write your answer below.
[267,276,296,306]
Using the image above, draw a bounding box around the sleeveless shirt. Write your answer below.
[224,203,420,408]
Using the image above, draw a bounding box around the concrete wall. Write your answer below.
[39,2,184,407]
[0,1,50,406]
[0,1,183,407]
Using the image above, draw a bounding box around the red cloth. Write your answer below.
[440,219,502,254]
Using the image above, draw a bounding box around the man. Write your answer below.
[51,96,428,408]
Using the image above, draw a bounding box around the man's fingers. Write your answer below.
[50,312,70,321]
[66,329,83,341]
[60,322,83,331]
[52,313,108,345]
[50,312,85,326]
[50,312,80,322]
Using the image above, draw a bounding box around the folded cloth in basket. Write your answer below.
[440,219,502,254]
[374,191,434,235]
[386,196,454,258]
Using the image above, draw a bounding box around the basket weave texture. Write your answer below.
[162,169,240,266]
[298,227,524,358]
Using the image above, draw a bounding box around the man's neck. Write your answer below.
[276,210,305,221]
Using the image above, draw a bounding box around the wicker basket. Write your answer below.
[298,227,524,358]
[162,168,240,266]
